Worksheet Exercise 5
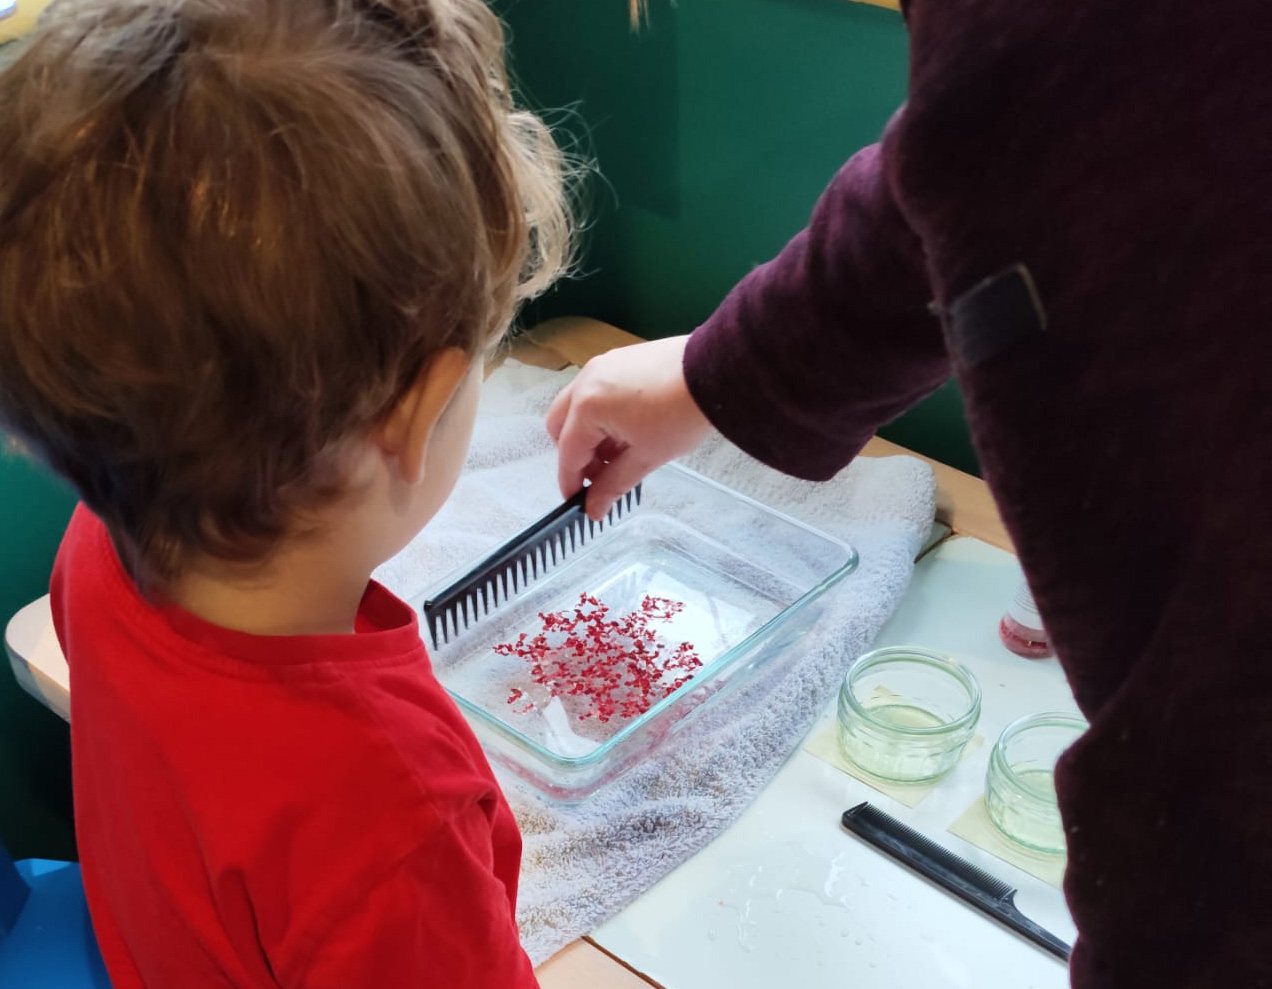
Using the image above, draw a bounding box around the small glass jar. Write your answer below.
[985,713,1087,855]
[999,573,1053,658]
[837,646,981,783]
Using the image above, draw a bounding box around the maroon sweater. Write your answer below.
[684,2,1272,986]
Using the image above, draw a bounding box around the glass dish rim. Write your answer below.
[431,462,860,770]
[989,711,1089,801]
[839,645,982,737]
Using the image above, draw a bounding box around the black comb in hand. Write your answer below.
[422,484,642,648]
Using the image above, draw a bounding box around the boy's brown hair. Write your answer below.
[0,0,572,581]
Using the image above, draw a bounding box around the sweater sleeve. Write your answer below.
[682,140,948,481]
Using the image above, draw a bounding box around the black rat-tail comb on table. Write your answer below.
[423,485,642,648]
[841,801,1071,961]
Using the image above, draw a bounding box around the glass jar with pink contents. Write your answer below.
[999,570,1053,659]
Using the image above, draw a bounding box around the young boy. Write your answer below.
[0,0,571,984]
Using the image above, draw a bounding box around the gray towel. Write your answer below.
[374,360,936,964]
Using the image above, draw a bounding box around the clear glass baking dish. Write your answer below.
[413,463,858,802]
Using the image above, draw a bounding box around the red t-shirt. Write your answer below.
[51,506,538,988]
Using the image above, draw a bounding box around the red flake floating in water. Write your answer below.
[496,592,702,723]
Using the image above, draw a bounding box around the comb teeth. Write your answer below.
[423,485,642,648]
[842,802,1014,900]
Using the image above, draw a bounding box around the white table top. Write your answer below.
[5,591,65,719]
[5,534,1080,988]
[590,534,1080,989]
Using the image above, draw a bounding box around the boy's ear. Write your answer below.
[376,347,473,485]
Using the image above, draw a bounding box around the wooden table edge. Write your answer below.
[537,938,664,989]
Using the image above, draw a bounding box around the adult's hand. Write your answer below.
[545,335,712,520]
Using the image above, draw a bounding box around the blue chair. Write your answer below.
[0,839,110,987]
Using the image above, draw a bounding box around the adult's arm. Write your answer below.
[683,140,949,481]
[547,139,949,520]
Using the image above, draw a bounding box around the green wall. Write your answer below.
[501,0,979,475]
[0,451,77,861]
